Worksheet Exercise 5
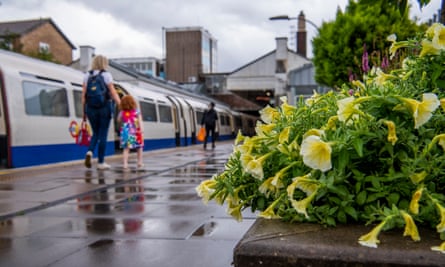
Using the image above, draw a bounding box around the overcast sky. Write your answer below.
[0,0,441,72]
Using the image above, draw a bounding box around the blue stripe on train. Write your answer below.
[11,138,178,168]
[10,136,231,168]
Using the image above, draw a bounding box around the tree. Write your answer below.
[312,0,425,88]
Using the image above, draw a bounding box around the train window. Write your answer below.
[158,104,173,123]
[23,81,69,117]
[220,114,229,126]
[73,90,83,118]
[196,111,204,125]
[139,101,158,122]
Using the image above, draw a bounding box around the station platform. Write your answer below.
[0,141,256,267]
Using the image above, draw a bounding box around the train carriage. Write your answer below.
[0,49,257,168]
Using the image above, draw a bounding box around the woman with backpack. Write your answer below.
[82,55,121,170]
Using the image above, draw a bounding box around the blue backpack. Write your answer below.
[86,70,109,108]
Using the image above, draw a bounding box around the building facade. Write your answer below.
[165,27,217,83]
[0,18,76,65]
[226,37,311,107]
[111,57,164,78]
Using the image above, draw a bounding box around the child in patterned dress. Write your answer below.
[118,95,144,170]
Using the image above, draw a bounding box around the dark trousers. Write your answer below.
[86,105,112,163]
[204,125,216,148]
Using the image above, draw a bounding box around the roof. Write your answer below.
[0,18,76,49]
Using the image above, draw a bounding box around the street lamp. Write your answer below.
[269,12,320,32]
[269,11,319,57]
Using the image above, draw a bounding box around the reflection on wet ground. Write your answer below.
[0,142,255,267]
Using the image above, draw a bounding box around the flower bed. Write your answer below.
[197,23,445,252]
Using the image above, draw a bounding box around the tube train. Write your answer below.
[0,49,257,168]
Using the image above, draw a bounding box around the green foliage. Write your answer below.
[312,0,426,88]
[197,23,445,250]
[26,50,59,63]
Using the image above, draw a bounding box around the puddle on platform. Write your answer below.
[192,221,217,237]
[88,239,114,248]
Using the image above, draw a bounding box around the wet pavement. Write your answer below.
[0,142,256,267]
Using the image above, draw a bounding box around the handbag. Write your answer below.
[197,127,206,142]
[76,120,91,146]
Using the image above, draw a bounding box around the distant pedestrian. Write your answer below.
[118,95,144,170]
[83,55,121,170]
[201,102,218,149]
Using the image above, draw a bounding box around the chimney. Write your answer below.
[79,45,95,72]
[275,37,288,60]
[297,11,307,58]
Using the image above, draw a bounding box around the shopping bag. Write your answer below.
[76,120,91,146]
[197,127,206,142]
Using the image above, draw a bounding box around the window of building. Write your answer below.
[23,81,68,117]
[158,104,173,123]
[139,101,158,122]
[276,60,286,73]
[39,42,50,53]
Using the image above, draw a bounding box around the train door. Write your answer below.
[166,96,181,146]
[0,70,9,168]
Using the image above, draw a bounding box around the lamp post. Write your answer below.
[269,11,319,57]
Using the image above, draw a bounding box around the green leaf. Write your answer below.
[337,210,347,224]
[357,191,367,205]
[326,216,336,226]
[345,206,358,220]
[387,193,400,206]
[353,138,364,157]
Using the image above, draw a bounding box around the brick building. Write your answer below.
[165,27,217,83]
[0,18,76,65]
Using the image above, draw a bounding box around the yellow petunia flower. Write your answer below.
[259,176,276,198]
[337,97,359,123]
[383,120,398,145]
[430,133,445,152]
[426,23,444,39]
[373,68,397,86]
[305,90,321,106]
[324,116,338,131]
[389,40,409,60]
[259,105,279,124]
[300,135,332,172]
[435,203,445,233]
[244,152,273,180]
[259,198,282,219]
[255,122,276,136]
[409,187,424,215]
[226,197,243,222]
[358,220,387,248]
[351,80,366,91]
[279,126,291,144]
[303,129,325,140]
[431,23,445,49]
[195,179,217,204]
[420,39,441,57]
[387,33,397,42]
[290,192,317,219]
[240,153,254,169]
[400,211,421,241]
[409,171,427,184]
[400,93,440,129]
[431,241,445,254]
[234,130,245,145]
[286,173,314,198]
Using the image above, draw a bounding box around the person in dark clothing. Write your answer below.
[201,102,218,149]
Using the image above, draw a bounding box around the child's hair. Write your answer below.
[120,95,137,110]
